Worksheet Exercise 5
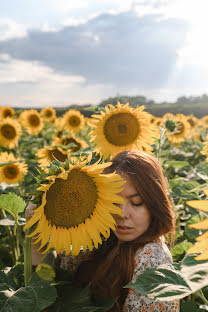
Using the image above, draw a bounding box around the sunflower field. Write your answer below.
[0,104,208,311]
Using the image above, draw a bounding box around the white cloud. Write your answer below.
[0,18,27,41]
[0,54,85,84]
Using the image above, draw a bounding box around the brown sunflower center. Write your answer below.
[61,137,81,152]
[69,116,81,127]
[176,122,185,135]
[187,118,195,127]
[3,165,19,179]
[29,114,40,127]
[44,168,98,227]
[48,148,68,162]
[4,109,13,118]
[1,124,16,139]
[45,110,53,118]
[103,112,140,146]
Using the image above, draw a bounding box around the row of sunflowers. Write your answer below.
[0,103,208,311]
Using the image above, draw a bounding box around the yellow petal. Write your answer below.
[189,218,208,229]
[187,200,208,212]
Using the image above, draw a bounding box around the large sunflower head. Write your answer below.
[186,188,208,260]
[166,115,191,145]
[90,102,156,159]
[62,109,85,134]
[24,154,125,256]
[19,109,44,135]
[40,107,56,122]
[52,135,88,153]
[0,151,28,184]
[0,118,22,149]
[36,146,70,171]
[0,106,15,119]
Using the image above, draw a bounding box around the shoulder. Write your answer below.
[133,238,173,281]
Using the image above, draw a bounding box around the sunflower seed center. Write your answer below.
[104,113,140,146]
[45,110,53,117]
[1,125,16,139]
[4,109,13,118]
[4,165,19,179]
[61,137,81,152]
[44,168,97,227]
[48,148,68,162]
[69,116,80,127]
[29,114,40,127]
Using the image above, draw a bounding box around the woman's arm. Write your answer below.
[25,201,57,267]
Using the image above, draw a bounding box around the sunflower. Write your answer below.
[0,151,28,184]
[0,106,15,119]
[166,114,191,145]
[0,118,22,149]
[24,155,125,256]
[62,109,85,134]
[40,107,56,122]
[53,135,88,153]
[36,146,70,170]
[19,109,44,135]
[186,188,208,260]
[90,102,155,159]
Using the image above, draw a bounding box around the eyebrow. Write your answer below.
[127,193,140,199]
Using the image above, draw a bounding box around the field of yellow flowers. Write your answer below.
[0,104,208,311]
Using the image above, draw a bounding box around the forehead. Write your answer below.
[120,177,139,197]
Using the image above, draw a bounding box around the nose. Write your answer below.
[121,203,130,218]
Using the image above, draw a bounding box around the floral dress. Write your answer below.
[122,238,180,312]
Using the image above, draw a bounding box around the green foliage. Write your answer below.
[126,254,208,301]
[0,271,57,311]
[44,269,114,312]
[0,193,26,223]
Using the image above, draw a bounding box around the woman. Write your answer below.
[27,150,179,312]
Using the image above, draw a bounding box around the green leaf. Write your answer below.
[180,301,199,312]
[195,162,208,180]
[126,254,208,301]
[0,272,57,312]
[0,193,26,222]
[171,241,193,262]
[166,160,190,169]
[185,215,204,241]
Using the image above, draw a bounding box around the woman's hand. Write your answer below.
[25,201,36,222]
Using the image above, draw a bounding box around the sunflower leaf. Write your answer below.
[125,254,208,301]
[0,192,26,222]
[0,272,57,311]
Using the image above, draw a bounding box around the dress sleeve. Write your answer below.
[122,241,180,312]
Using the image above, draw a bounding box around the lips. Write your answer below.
[117,225,132,229]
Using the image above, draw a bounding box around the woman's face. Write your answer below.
[113,176,151,242]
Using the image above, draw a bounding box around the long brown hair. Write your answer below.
[75,150,175,311]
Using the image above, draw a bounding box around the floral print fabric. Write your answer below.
[123,238,180,312]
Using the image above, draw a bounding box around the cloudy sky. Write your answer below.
[0,0,208,108]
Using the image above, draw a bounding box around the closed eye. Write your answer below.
[132,202,143,207]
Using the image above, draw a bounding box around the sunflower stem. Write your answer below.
[23,227,33,286]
